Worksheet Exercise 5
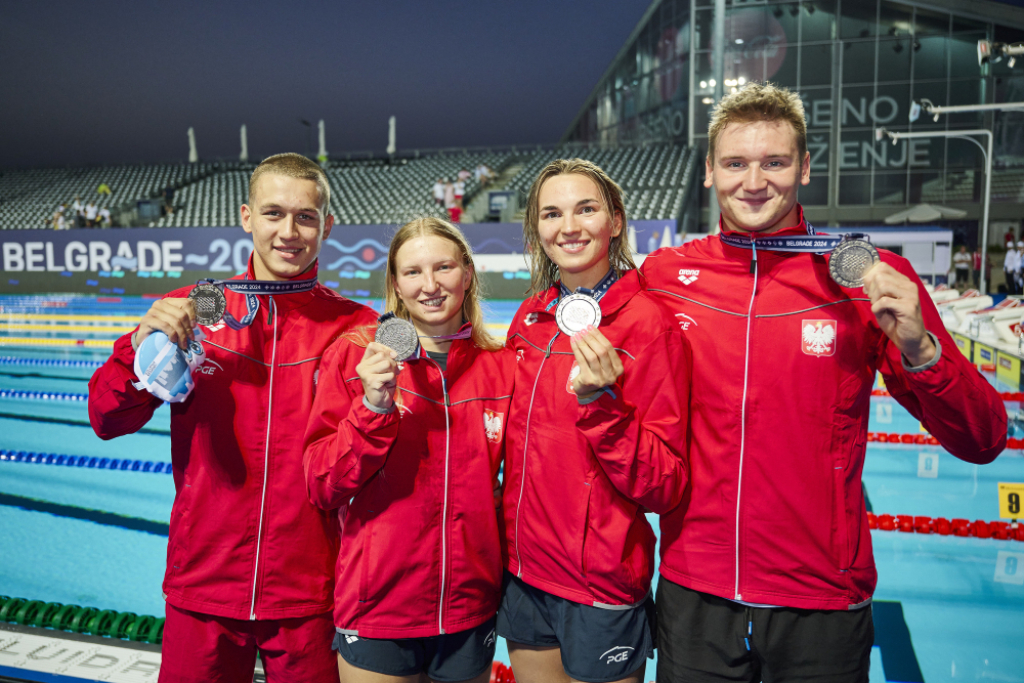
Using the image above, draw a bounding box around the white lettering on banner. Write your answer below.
[843,98,866,125]
[137,241,161,271]
[65,241,88,271]
[840,141,859,169]
[115,241,134,270]
[813,100,832,126]
[45,243,64,272]
[3,243,24,271]
[870,96,898,124]
[25,242,44,271]
[806,137,932,170]
[809,137,829,170]
[89,241,112,271]
[162,240,183,272]
[909,140,930,167]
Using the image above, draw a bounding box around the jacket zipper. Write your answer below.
[250,296,277,620]
[514,331,560,579]
[735,244,757,600]
[425,356,451,634]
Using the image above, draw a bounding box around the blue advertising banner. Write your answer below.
[1,219,676,275]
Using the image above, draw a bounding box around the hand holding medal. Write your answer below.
[861,262,936,367]
[569,325,623,400]
[356,342,400,411]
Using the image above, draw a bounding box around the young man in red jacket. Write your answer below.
[641,83,1007,681]
[89,153,378,683]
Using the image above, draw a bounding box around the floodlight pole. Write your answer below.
[876,127,993,294]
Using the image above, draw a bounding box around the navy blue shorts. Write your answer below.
[496,572,654,683]
[331,617,496,682]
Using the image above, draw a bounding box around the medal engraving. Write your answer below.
[376,315,420,361]
[555,294,602,336]
[829,240,879,288]
[188,284,227,326]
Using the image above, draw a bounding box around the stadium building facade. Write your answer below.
[563,0,1024,235]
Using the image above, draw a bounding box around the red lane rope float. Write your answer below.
[872,388,1024,401]
[866,431,1024,449]
[868,512,1024,540]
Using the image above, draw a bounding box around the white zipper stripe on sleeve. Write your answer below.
[438,369,450,635]
[250,298,277,620]
[735,243,757,601]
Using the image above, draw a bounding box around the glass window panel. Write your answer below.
[800,0,835,43]
[801,42,832,85]
[724,5,795,83]
[913,35,947,80]
[874,172,907,204]
[874,83,912,128]
[842,40,876,84]
[947,79,986,127]
[805,127,830,194]
[914,8,948,36]
[800,88,833,129]
[800,173,829,205]
[839,173,872,204]
[949,33,985,79]
[838,129,877,174]
[878,2,912,40]
[837,85,874,130]
[772,42,799,86]
[695,9,714,52]
[908,171,942,204]
[876,38,911,82]
[840,0,877,40]
[945,135,984,170]
[952,16,986,34]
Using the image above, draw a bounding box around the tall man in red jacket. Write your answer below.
[89,153,378,683]
[641,83,1007,681]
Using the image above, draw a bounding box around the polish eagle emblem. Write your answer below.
[801,319,837,357]
[483,409,505,444]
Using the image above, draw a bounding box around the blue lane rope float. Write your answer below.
[0,356,103,369]
[0,449,172,473]
[0,595,165,644]
[0,388,88,401]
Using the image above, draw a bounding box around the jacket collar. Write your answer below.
[525,269,642,319]
[717,205,813,260]
[239,256,320,312]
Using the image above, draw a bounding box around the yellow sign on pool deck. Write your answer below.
[997,482,1024,519]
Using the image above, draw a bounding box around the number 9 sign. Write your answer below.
[998,482,1024,519]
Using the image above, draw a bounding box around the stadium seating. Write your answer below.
[0,144,695,231]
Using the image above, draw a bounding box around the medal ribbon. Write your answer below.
[718,225,870,256]
[200,277,317,330]
[559,268,619,302]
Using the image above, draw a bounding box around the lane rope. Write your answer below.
[0,449,172,473]
[868,512,1024,540]
[0,356,103,368]
[0,594,164,644]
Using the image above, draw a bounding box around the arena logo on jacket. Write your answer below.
[524,312,539,326]
[801,319,837,357]
[677,268,700,285]
[484,409,505,444]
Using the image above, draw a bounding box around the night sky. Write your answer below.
[0,0,650,170]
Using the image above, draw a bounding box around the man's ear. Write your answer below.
[704,155,714,189]
[240,204,253,234]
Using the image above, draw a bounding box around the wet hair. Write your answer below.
[523,158,635,296]
[381,217,501,352]
[248,153,331,218]
[707,81,807,162]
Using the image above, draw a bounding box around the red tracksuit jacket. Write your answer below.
[88,260,377,621]
[641,213,1008,610]
[502,269,691,607]
[303,328,513,639]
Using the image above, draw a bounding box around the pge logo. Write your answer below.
[600,646,634,665]
[675,313,698,331]
[194,360,224,376]
[677,269,699,285]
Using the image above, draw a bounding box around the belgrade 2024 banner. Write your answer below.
[0,220,677,277]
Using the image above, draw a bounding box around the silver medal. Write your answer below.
[829,240,880,288]
[375,315,420,361]
[188,284,227,326]
[555,293,602,336]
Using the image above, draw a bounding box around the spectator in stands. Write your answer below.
[972,248,983,288]
[52,210,67,231]
[1005,228,1016,250]
[453,177,466,210]
[432,178,445,207]
[99,206,112,228]
[1016,242,1024,294]
[1003,244,1019,294]
[648,230,660,254]
[71,196,84,228]
[85,201,99,228]
[458,167,471,181]
[952,245,971,290]
[163,184,175,215]
[97,182,112,196]
[475,163,495,187]
[444,178,455,212]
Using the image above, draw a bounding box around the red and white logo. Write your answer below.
[525,312,539,326]
[675,313,698,330]
[483,409,505,444]
[566,363,581,394]
[801,319,837,357]
[193,360,224,376]
[677,269,700,285]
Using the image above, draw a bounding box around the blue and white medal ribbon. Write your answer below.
[191,277,317,330]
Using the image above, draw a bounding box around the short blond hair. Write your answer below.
[248,153,331,216]
[708,82,807,162]
[523,159,635,296]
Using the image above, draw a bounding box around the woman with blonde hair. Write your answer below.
[498,159,691,683]
[304,217,512,683]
